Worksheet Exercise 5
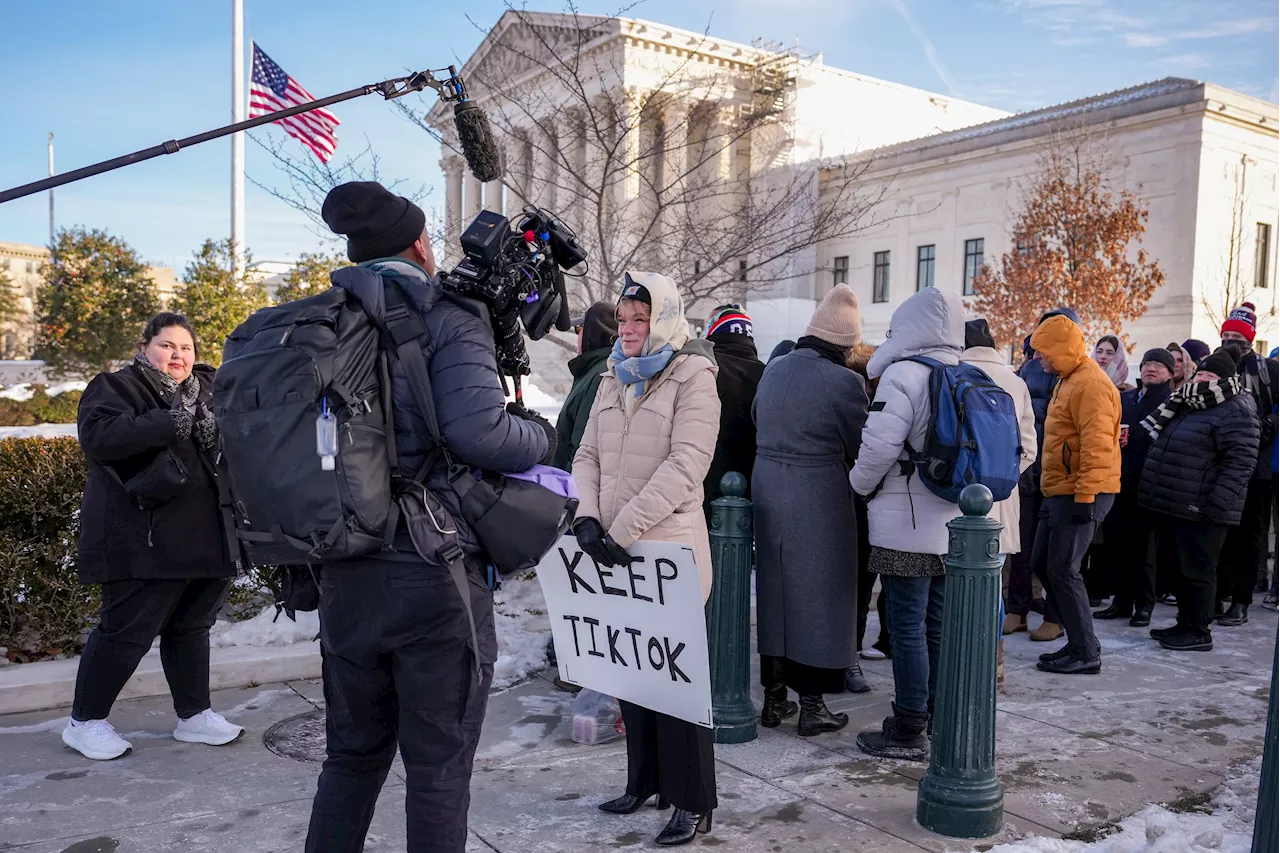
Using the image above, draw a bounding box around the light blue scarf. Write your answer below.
[609,338,674,399]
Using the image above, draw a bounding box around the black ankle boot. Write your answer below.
[760,687,798,729]
[598,792,668,814]
[856,702,930,760]
[1217,603,1248,626]
[797,695,848,736]
[655,809,712,846]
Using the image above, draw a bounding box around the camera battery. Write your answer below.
[460,210,510,266]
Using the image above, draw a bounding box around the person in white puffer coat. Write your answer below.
[849,287,965,761]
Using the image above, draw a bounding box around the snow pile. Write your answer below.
[492,572,552,690]
[964,757,1261,853]
[0,381,86,401]
[506,380,564,423]
[0,424,78,439]
[210,605,319,647]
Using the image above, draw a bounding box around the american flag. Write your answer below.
[249,43,339,163]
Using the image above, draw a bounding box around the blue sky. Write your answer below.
[0,0,1274,271]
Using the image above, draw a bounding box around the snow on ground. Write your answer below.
[962,757,1261,853]
[492,572,552,690]
[210,605,320,647]
[0,423,78,439]
[0,381,85,401]
[506,379,564,424]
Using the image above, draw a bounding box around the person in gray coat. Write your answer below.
[753,284,869,736]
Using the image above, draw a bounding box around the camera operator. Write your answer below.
[305,181,554,853]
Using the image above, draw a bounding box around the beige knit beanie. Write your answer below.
[806,284,862,348]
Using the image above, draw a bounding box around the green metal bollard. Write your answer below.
[707,472,757,745]
[917,483,1005,838]
[1253,641,1277,853]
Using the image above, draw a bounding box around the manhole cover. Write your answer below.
[263,709,327,763]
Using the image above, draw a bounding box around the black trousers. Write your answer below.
[619,701,717,814]
[1152,515,1227,631]
[306,555,495,853]
[1218,479,1274,605]
[1031,495,1114,658]
[1008,477,1059,623]
[72,577,230,722]
[1103,492,1156,613]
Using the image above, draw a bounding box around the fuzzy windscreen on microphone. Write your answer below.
[453,102,502,183]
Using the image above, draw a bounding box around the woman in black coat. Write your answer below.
[1137,349,1260,653]
[62,313,245,761]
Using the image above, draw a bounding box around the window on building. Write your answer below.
[1256,223,1272,289]
[694,260,701,276]
[1,258,9,271]
[25,261,35,274]
[832,256,849,288]
[1257,339,1270,357]
[916,244,935,291]
[963,238,985,296]
[1015,239,1032,257]
[873,251,890,303]
[738,259,747,282]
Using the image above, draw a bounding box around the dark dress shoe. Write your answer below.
[1129,610,1152,627]
[797,695,849,736]
[845,663,872,694]
[598,792,668,814]
[1036,650,1101,674]
[1088,598,1104,608]
[1160,628,1213,652]
[1038,644,1073,664]
[1093,603,1132,620]
[1217,603,1248,626]
[760,692,798,729]
[655,809,712,846]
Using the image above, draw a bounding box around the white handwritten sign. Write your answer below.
[536,537,713,728]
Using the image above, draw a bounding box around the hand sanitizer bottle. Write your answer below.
[316,399,338,471]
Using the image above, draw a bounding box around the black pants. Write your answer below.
[72,577,230,722]
[306,555,495,853]
[619,701,717,814]
[1152,515,1227,631]
[1008,477,1059,622]
[1103,492,1156,613]
[1218,478,1274,605]
[1031,495,1114,658]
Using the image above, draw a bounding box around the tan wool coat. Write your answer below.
[573,342,721,602]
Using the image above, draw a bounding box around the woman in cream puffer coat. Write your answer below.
[572,270,720,847]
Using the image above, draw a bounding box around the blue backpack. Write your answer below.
[902,356,1021,503]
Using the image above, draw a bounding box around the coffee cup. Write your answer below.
[1119,423,1129,448]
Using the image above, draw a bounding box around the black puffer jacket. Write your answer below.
[703,334,765,509]
[1118,383,1171,487]
[1018,356,1057,479]
[1137,392,1260,525]
[77,363,235,584]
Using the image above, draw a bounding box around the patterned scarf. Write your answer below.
[1140,376,1242,439]
[608,338,675,399]
[133,353,218,452]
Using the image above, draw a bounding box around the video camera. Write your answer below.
[440,207,584,380]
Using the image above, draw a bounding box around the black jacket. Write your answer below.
[77,363,235,584]
[1118,383,1171,487]
[1137,393,1260,526]
[703,334,765,507]
[1238,352,1279,479]
[333,264,548,553]
[1018,356,1057,479]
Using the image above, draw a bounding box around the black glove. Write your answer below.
[1070,500,1092,525]
[507,401,558,465]
[572,517,634,568]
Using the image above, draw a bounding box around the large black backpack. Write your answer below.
[213,286,397,566]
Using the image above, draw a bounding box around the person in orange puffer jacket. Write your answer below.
[1028,314,1122,675]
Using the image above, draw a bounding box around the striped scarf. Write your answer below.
[1140,376,1242,439]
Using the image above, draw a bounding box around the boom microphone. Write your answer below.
[454,101,502,183]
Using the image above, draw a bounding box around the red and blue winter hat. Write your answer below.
[1222,302,1258,343]
[706,304,753,338]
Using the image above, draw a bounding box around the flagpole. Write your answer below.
[47,133,55,250]
[231,0,246,279]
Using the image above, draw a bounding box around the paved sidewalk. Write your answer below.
[0,603,1273,852]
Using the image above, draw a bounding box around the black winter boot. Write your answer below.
[856,703,930,760]
[760,686,797,729]
[797,695,848,736]
[1217,603,1248,626]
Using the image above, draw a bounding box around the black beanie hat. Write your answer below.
[964,318,996,350]
[1139,348,1176,375]
[321,181,427,263]
[1197,348,1239,381]
[577,302,619,354]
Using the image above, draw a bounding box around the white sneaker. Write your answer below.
[173,709,245,746]
[62,718,132,760]
[860,647,887,661]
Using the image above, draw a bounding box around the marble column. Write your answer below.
[442,156,464,266]
[464,171,482,223]
[659,100,690,268]
[530,124,558,213]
